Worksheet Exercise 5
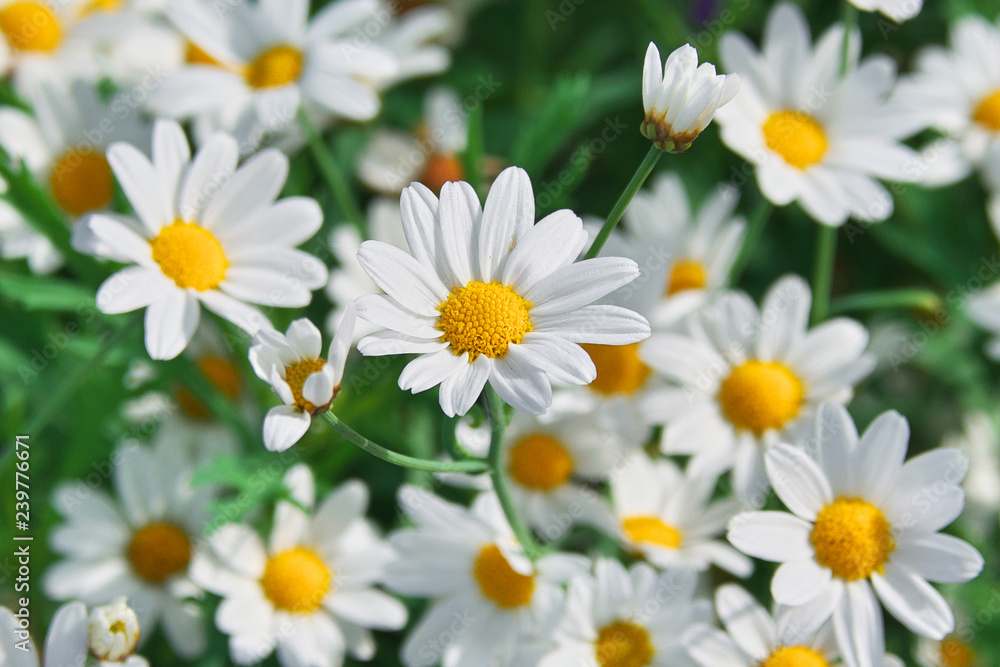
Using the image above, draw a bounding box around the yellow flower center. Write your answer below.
[940,637,975,667]
[260,547,332,613]
[595,620,654,667]
[49,149,114,217]
[665,259,707,295]
[420,153,465,195]
[622,516,682,549]
[438,281,533,361]
[973,88,1000,132]
[507,433,574,491]
[582,343,651,396]
[718,360,804,435]
[473,544,534,609]
[0,2,61,52]
[761,646,829,667]
[246,44,303,89]
[811,498,894,581]
[77,0,123,16]
[127,522,192,583]
[762,110,828,169]
[150,221,229,291]
[284,358,328,413]
[175,355,242,420]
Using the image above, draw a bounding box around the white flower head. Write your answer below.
[355,166,651,417]
[641,42,739,153]
[727,404,984,667]
[849,0,922,23]
[249,309,357,452]
[87,598,140,662]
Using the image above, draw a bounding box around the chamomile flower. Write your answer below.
[355,166,650,417]
[384,486,588,667]
[727,404,984,667]
[641,42,739,153]
[73,119,327,360]
[714,2,920,226]
[366,1,453,90]
[639,275,875,501]
[0,81,151,274]
[191,465,406,667]
[848,0,921,22]
[248,309,357,452]
[916,633,979,667]
[609,452,752,576]
[540,559,711,667]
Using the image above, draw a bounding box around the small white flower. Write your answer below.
[87,599,140,663]
[848,0,922,23]
[727,404,984,667]
[365,1,453,91]
[248,310,357,452]
[915,632,978,667]
[355,166,650,417]
[641,42,739,153]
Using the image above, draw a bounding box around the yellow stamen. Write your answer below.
[246,44,303,89]
[284,358,327,413]
[49,149,113,216]
[175,355,242,420]
[718,360,804,435]
[665,259,707,295]
[762,646,829,667]
[507,433,574,491]
[0,2,61,52]
[582,343,651,396]
[762,110,828,169]
[149,221,229,291]
[622,516,682,549]
[127,522,192,583]
[260,547,332,613]
[940,636,975,667]
[973,89,1000,132]
[438,281,532,361]
[811,497,894,581]
[473,544,534,609]
[594,620,654,667]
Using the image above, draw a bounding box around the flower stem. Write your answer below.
[810,225,838,325]
[297,109,366,232]
[321,410,490,473]
[583,145,663,260]
[728,196,773,284]
[830,288,941,316]
[485,386,544,559]
[839,3,859,76]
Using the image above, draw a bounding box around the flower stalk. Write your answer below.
[297,109,366,232]
[584,145,663,260]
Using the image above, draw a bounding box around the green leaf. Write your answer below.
[0,270,95,311]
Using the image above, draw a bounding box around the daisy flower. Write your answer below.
[354,166,651,417]
[73,119,328,360]
[0,81,151,274]
[641,42,739,153]
[364,1,453,91]
[43,432,222,660]
[639,275,875,501]
[191,465,406,666]
[248,309,357,452]
[727,403,984,667]
[384,486,588,667]
[609,452,752,577]
[714,2,921,226]
[848,0,921,22]
[539,559,712,667]
[916,633,978,667]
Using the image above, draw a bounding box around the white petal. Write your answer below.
[855,410,909,503]
[772,559,833,606]
[765,444,832,521]
[715,584,774,660]
[439,355,490,417]
[891,534,983,584]
[871,564,954,639]
[179,132,239,222]
[525,257,640,316]
[833,581,884,667]
[108,142,172,233]
[480,166,534,280]
[262,405,311,452]
[144,289,199,360]
[326,590,408,630]
[727,511,815,562]
[204,150,288,233]
[96,267,173,314]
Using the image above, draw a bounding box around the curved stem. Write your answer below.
[728,197,773,285]
[830,288,941,316]
[584,145,663,260]
[810,225,838,325]
[297,109,366,232]
[320,411,490,473]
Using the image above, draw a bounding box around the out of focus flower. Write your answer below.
[848,0,922,22]
[641,42,739,153]
[192,465,405,667]
[916,632,979,667]
[715,3,920,226]
[367,1,453,90]
[87,599,141,663]
[728,404,984,667]
[941,412,1000,539]
[355,166,650,417]
[248,310,356,452]
[74,120,327,360]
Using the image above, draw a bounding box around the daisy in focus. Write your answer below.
[191,465,406,667]
[73,120,328,360]
[714,2,920,226]
[248,309,357,452]
[640,275,875,500]
[609,452,752,576]
[355,166,650,417]
[641,42,739,153]
[727,403,984,667]
[384,486,588,667]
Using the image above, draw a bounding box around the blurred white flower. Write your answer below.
[848,0,922,22]
[87,598,141,663]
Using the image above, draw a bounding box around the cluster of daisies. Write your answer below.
[0,0,998,665]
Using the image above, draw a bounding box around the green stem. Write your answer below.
[584,145,663,260]
[461,104,485,200]
[321,411,490,473]
[171,355,258,450]
[810,225,838,325]
[485,386,543,559]
[830,288,941,316]
[728,197,773,285]
[297,109,366,232]
[839,3,859,76]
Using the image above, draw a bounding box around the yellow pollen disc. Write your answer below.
[260,547,332,614]
[811,498,894,581]
[150,221,229,291]
[175,355,242,420]
[940,637,975,667]
[0,2,61,52]
[128,522,192,583]
[108,620,126,634]
[718,360,804,436]
[77,0,122,16]
[246,44,303,89]
[973,88,1000,132]
[437,281,533,361]
[622,516,682,549]
[420,153,465,195]
[284,358,327,413]
[665,259,707,295]
[595,620,654,667]
[507,433,574,491]
[582,343,651,396]
[473,544,534,609]
[762,110,828,169]
[761,646,830,667]
[49,149,114,216]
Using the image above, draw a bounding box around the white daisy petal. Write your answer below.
[727,511,814,562]
[715,584,775,660]
[108,142,172,233]
[871,564,954,639]
[833,581,884,667]
[772,559,833,606]
[480,167,534,280]
[262,405,312,452]
[765,443,832,520]
[891,533,983,584]
[144,289,199,360]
